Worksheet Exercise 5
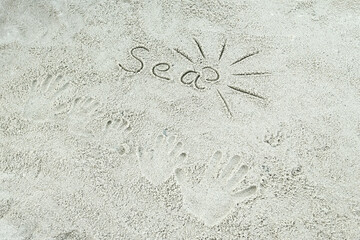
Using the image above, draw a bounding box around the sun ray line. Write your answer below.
[231,50,260,66]
[228,85,265,100]
[217,89,233,117]
[232,72,270,76]
[219,40,227,61]
[174,48,194,63]
[193,38,206,59]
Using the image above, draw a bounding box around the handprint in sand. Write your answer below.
[66,96,102,137]
[175,151,257,226]
[137,134,187,186]
[99,118,132,154]
[23,74,71,122]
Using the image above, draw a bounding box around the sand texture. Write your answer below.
[1,0,360,239]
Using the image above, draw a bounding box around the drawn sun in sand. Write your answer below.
[173,38,270,117]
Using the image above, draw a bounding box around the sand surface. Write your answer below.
[1,0,360,239]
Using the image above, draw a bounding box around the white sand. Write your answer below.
[1,0,360,239]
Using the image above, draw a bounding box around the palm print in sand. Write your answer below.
[99,117,132,154]
[23,74,71,122]
[175,150,257,226]
[65,96,103,137]
[137,134,187,186]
